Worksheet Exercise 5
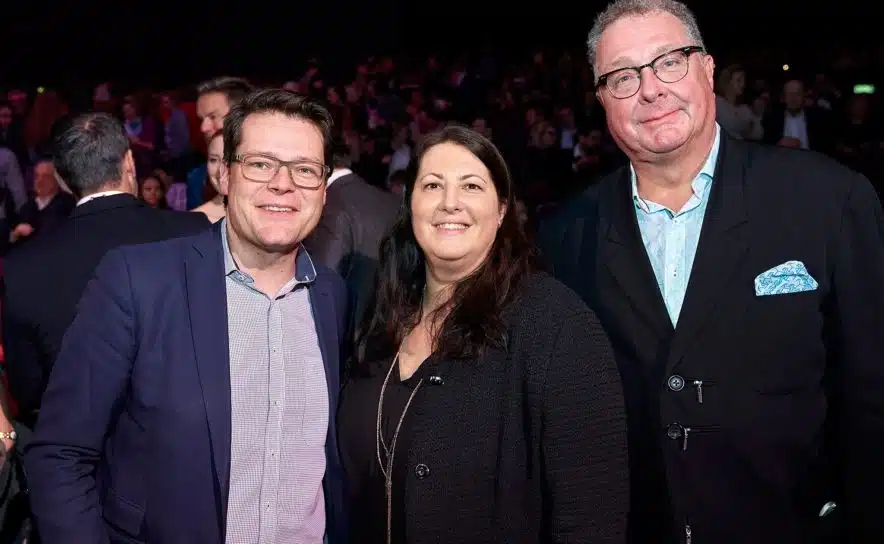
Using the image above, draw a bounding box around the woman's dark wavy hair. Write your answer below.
[355,124,537,369]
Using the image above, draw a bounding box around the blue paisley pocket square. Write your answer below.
[754,260,819,296]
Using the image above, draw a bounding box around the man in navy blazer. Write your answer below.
[26,89,348,543]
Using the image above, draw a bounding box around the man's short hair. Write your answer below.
[330,137,352,169]
[222,89,335,167]
[53,112,129,195]
[587,0,706,79]
[196,76,255,106]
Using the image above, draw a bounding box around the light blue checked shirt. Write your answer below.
[630,124,721,326]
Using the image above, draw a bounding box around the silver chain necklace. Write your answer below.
[375,351,424,544]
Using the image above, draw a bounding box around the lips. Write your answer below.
[641,109,679,123]
[259,205,297,213]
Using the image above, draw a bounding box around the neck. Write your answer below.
[632,123,716,209]
[226,221,298,295]
[82,181,130,198]
[210,194,225,206]
[422,263,462,319]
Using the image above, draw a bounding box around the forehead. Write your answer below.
[419,142,489,176]
[238,113,324,161]
[784,81,803,93]
[35,161,54,173]
[197,92,229,114]
[208,135,224,153]
[597,11,691,71]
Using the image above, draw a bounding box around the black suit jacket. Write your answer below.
[1,193,209,418]
[305,172,398,332]
[539,135,884,543]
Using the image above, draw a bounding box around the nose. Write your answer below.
[637,66,666,102]
[266,165,297,193]
[200,118,214,137]
[439,183,461,212]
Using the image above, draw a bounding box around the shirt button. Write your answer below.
[667,375,685,391]
[414,463,430,479]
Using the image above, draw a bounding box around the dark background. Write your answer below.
[1,1,876,89]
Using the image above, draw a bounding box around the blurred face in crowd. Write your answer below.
[223,113,327,255]
[595,10,715,162]
[197,92,231,140]
[122,101,137,121]
[206,133,227,195]
[141,176,164,207]
[411,142,506,280]
[783,80,804,113]
[730,70,746,97]
[0,105,12,129]
[33,161,59,199]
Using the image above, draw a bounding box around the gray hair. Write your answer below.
[587,0,706,79]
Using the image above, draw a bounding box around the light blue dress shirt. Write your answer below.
[631,125,721,325]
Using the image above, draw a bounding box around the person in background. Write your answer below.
[715,64,763,140]
[304,137,398,329]
[1,113,208,423]
[540,0,884,541]
[139,174,168,209]
[8,158,75,245]
[186,77,255,209]
[192,131,227,223]
[339,125,628,543]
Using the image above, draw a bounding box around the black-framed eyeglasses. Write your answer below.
[596,46,705,99]
[233,154,330,188]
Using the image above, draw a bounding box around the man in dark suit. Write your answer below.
[540,1,884,543]
[1,113,209,422]
[25,89,348,543]
[305,139,398,329]
[762,79,833,154]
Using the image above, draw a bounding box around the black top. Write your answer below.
[340,356,433,544]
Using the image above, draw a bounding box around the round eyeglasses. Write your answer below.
[596,46,705,99]
[233,154,329,188]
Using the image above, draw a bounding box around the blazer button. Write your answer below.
[428,375,444,385]
[414,463,430,479]
[667,375,685,391]
[665,423,684,441]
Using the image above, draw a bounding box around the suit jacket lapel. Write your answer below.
[309,273,340,429]
[601,169,673,337]
[668,135,750,366]
[184,223,232,524]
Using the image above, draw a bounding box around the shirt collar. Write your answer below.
[220,218,317,285]
[327,168,352,187]
[630,123,721,211]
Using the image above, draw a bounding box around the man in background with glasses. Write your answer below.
[26,89,348,544]
[539,0,884,542]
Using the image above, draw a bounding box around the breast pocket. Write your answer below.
[746,289,825,394]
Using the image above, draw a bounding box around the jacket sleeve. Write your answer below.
[541,293,629,542]
[24,248,137,544]
[830,174,884,542]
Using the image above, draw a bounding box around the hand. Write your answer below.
[11,223,34,241]
[777,137,802,149]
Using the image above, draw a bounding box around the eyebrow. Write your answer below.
[420,173,488,182]
[607,44,679,71]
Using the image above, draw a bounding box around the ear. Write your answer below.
[498,200,507,227]
[218,162,230,196]
[123,150,138,194]
[703,54,716,88]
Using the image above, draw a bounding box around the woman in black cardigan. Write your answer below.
[338,124,629,543]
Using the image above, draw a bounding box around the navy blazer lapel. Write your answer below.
[309,271,341,423]
[184,223,232,525]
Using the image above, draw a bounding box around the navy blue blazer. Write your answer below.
[25,223,349,544]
